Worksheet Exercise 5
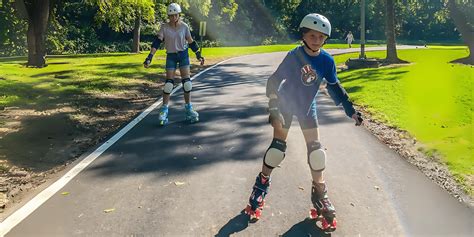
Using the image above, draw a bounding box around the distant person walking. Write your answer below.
[345,31,354,48]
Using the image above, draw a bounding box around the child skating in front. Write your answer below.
[244,13,363,233]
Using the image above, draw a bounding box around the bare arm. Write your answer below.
[186,34,193,44]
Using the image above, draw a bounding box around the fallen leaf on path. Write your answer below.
[61,192,70,196]
[103,208,115,213]
[374,186,380,190]
[298,186,305,191]
[174,181,186,186]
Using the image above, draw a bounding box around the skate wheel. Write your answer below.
[309,208,319,219]
[321,217,337,233]
[244,205,252,215]
[159,119,168,126]
[244,205,261,223]
[187,117,199,124]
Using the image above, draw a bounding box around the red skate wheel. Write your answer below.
[309,208,319,219]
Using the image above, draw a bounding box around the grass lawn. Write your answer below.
[202,43,373,59]
[335,46,473,194]
[0,43,374,108]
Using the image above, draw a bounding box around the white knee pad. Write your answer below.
[182,78,192,93]
[163,79,174,94]
[307,141,326,171]
[263,138,287,168]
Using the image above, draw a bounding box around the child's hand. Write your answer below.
[352,112,363,126]
[143,53,153,68]
[196,51,205,65]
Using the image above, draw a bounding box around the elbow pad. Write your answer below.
[266,81,278,98]
[266,75,285,98]
[189,41,199,53]
[152,38,162,49]
[327,82,356,117]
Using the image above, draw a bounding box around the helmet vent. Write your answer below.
[322,24,326,27]
[313,21,318,24]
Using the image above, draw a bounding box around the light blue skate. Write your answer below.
[158,105,169,126]
[184,103,199,123]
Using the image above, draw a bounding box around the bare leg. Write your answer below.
[164,70,176,105]
[179,66,191,104]
[245,121,289,220]
[302,128,323,183]
[261,121,289,176]
[303,127,336,231]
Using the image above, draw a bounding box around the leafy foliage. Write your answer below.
[89,0,155,32]
[0,0,468,56]
[0,1,27,56]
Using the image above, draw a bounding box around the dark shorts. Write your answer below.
[281,102,318,130]
[166,50,190,70]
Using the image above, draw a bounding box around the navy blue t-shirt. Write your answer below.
[266,46,338,116]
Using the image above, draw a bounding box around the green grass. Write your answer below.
[0,164,9,173]
[0,43,376,108]
[0,53,157,108]
[335,47,473,194]
[200,43,376,59]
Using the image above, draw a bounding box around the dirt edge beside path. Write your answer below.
[357,106,473,207]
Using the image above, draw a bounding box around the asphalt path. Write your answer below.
[1,47,472,236]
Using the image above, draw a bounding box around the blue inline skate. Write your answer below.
[184,103,199,123]
[158,105,169,126]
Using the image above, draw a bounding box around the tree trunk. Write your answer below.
[132,16,140,53]
[22,0,49,67]
[385,0,400,63]
[448,0,474,65]
[26,23,36,65]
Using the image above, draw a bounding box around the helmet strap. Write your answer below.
[303,40,319,53]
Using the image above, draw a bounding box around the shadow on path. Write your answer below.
[281,218,330,237]
[215,210,250,237]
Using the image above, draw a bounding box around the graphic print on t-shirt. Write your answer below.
[300,64,318,86]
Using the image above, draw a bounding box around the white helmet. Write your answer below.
[167,3,182,15]
[299,13,331,37]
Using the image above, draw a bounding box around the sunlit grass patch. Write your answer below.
[336,48,473,194]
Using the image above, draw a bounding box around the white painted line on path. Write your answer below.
[0,57,236,236]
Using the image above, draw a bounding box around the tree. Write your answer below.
[186,0,238,44]
[447,0,473,64]
[0,0,27,56]
[384,0,406,63]
[14,0,51,67]
[89,0,155,53]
